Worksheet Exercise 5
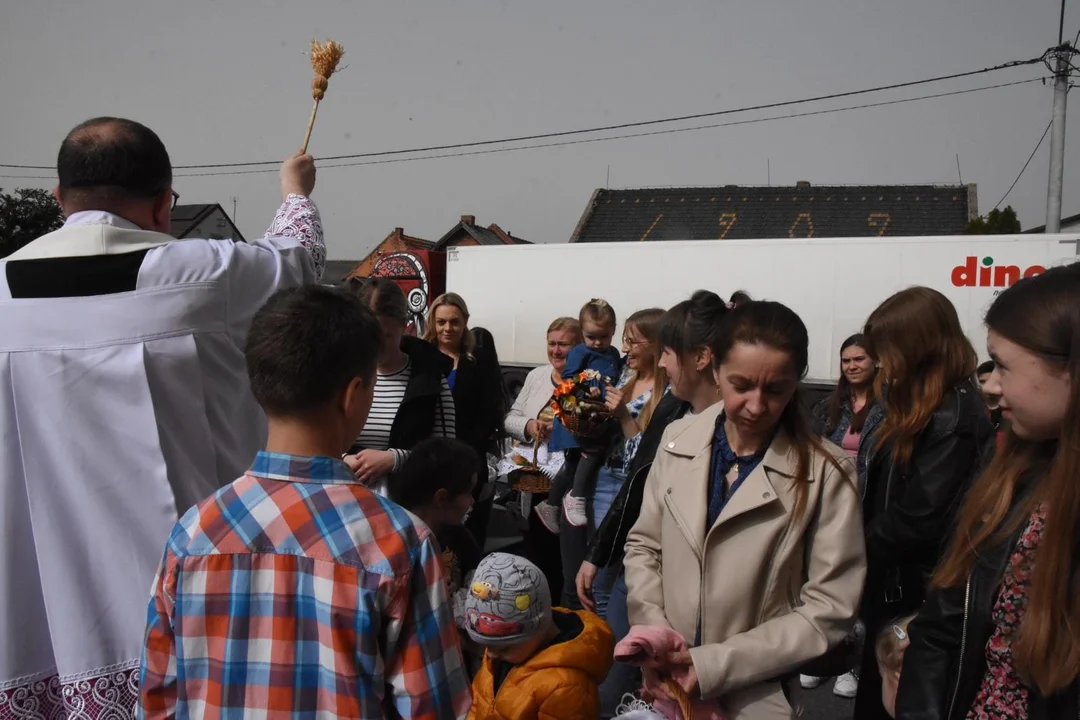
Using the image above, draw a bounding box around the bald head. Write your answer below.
[54,117,174,231]
[57,117,172,213]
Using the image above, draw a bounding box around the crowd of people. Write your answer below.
[1,117,1077,720]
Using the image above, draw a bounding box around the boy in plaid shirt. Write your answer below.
[139,285,471,719]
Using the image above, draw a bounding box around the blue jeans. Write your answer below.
[598,572,638,718]
[588,466,624,616]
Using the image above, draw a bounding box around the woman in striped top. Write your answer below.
[344,278,456,495]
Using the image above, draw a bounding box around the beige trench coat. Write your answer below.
[623,403,867,720]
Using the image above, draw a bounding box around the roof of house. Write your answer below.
[170,203,245,242]
[323,260,362,284]
[431,216,532,250]
[1021,211,1080,233]
[569,184,976,242]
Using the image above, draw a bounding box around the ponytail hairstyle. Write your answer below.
[580,298,617,330]
[934,263,1080,695]
[710,300,846,520]
[659,290,729,359]
[864,287,977,467]
[622,308,666,431]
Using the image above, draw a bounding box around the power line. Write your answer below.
[0,53,1050,172]
[0,77,1046,182]
[994,120,1053,209]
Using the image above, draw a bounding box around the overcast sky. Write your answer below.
[2,0,1077,258]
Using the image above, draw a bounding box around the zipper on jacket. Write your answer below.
[603,461,652,566]
[663,492,703,564]
[947,575,972,720]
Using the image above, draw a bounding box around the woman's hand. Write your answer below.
[525,418,552,441]
[576,561,599,611]
[604,384,626,415]
[348,449,396,484]
[665,650,700,696]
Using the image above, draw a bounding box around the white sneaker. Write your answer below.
[534,502,561,534]
[562,492,588,527]
[832,671,859,698]
[800,674,824,689]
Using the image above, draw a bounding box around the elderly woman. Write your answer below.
[502,316,581,602]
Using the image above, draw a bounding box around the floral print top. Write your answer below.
[607,367,663,477]
[966,504,1047,720]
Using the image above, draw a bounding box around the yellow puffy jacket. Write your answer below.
[468,608,615,720]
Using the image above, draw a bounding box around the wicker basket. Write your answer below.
[560,400,613,439]
[509,436,552,494]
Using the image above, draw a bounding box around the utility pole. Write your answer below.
[1044,47,1070,233]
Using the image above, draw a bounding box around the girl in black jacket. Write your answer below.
[576,290,729,719]
[854,287,995,720]
[896,264,1080,720]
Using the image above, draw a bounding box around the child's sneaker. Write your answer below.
[562,492,588,527]
[832,671,859,698]
[534,502,562,534]
[800,674,824,689]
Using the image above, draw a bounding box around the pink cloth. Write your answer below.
[614,625,727,720]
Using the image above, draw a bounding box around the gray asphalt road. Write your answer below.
[799,682,856,720]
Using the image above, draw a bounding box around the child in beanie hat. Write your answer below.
[465,552,615,720]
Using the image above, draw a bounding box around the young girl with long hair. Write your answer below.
[896,264,1080,719]
[853,287,995,720]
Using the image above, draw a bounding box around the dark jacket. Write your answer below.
[896,489,1080,720]
[861,379,994,615]
[585,391,691,568]
[811,393,885,496]
[449,353,504,461]
[386,335,454,451]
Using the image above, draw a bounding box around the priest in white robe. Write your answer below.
[0,117,326,718]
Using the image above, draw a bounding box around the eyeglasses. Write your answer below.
[623,337,648,347]
[170,190,180,210]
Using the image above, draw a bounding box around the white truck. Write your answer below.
[447,234,1078,387]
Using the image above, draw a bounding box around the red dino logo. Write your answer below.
[951,256,1046,288]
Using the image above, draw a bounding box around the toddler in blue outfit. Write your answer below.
[540,299,623,529]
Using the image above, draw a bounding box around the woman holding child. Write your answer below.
[896,265,1080,719]
[623,300,866,719]
[578,290,730,718]
[509,317,582,605]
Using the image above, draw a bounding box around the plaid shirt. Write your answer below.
[139,452,471,719]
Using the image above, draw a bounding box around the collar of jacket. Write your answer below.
[662,401,800,481]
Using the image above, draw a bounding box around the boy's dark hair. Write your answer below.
[345,276,409,324]
[57,117,172,202]
[977,360,995,376]
[246,285,381,416]
[388,438,479,510]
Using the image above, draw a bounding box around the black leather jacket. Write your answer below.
[896,495,1080,720]
[585,392,690,568]
[861,379,994,611]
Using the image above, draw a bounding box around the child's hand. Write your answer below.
[349,449,396,484]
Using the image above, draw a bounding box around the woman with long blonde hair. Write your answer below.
[423,292,504,547]
[896,264,1080,719]
[853,287,995,720]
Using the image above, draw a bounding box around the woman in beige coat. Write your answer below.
[623,300,867,720]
